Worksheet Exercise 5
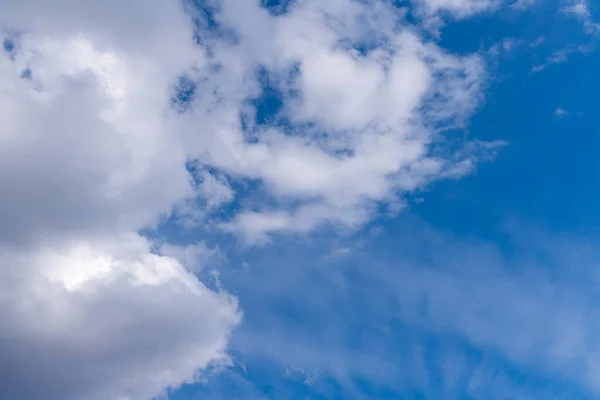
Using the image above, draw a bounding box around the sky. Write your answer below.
[0,0,599,399]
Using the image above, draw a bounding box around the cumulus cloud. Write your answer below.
[530,43,594,74]
[554,107,583,117]
[0,234,239,400]
[0,35,190,245]
[0,1,240,399]
[176,0,500,242]
[160,241,224,273]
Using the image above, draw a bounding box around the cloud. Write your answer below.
[530,43,593,74]
[562,0,600,34]
[159,241,225,273]
[501,37,523,51]
[530,1,598,74]
[416,0,497,17]
[555,107,569,116]
[176,0,501,242]
[385,225,600,393]
[0,0,198,65]
[510,0,537,10]
[214,218,600,397]
[561,0,600,36]
[0,0,505,397]
[0,35,190,245]
[0,1,241,399]
[554,107,583,117]
[563,0,590,16]
[0,234,239,400]
[173,162,236,228]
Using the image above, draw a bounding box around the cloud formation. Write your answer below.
[0,0,501,398]
[562,0,599,34]
[0,234,239,400]
[0,1,240,399]
[177,0,500,242]
[215,219,600,398]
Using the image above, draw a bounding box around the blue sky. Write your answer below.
[1,0,600,399]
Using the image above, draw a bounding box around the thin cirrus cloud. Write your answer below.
[530,0,598,73]
[0,0,506,399]
[562,0,600,34]
[190,217,600,399]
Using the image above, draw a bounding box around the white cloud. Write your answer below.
[173,164,236,228]
[510,0,537,10]
[530,1,598,74]
[555,107,569,116]
[0,234,239,400]
[176,0,500,242]
[562,0,591,18]
[388,231,600,392]
[0,35,191,244]
[160,241,224,273]
[0,0,197,67]
[554,107,583,117]
[0,1,241,399]
[221,220,600,396]
[416,0,496,17]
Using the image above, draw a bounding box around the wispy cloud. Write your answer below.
[530,43,594,73]
[555,107,583,117]
[510,0,537,10]
[555,107,570,116]
[414,0,497,18]
[210,218,600,398]
[562,0,600,34]
[530,0,598,74]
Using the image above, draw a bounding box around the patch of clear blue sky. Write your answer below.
[414,0,600,242]
[162,0,600,398]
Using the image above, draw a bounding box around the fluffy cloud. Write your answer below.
[0,234,239,400]
[0,35,190,244]
[0,1,240,399]
[176,0,500,242]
